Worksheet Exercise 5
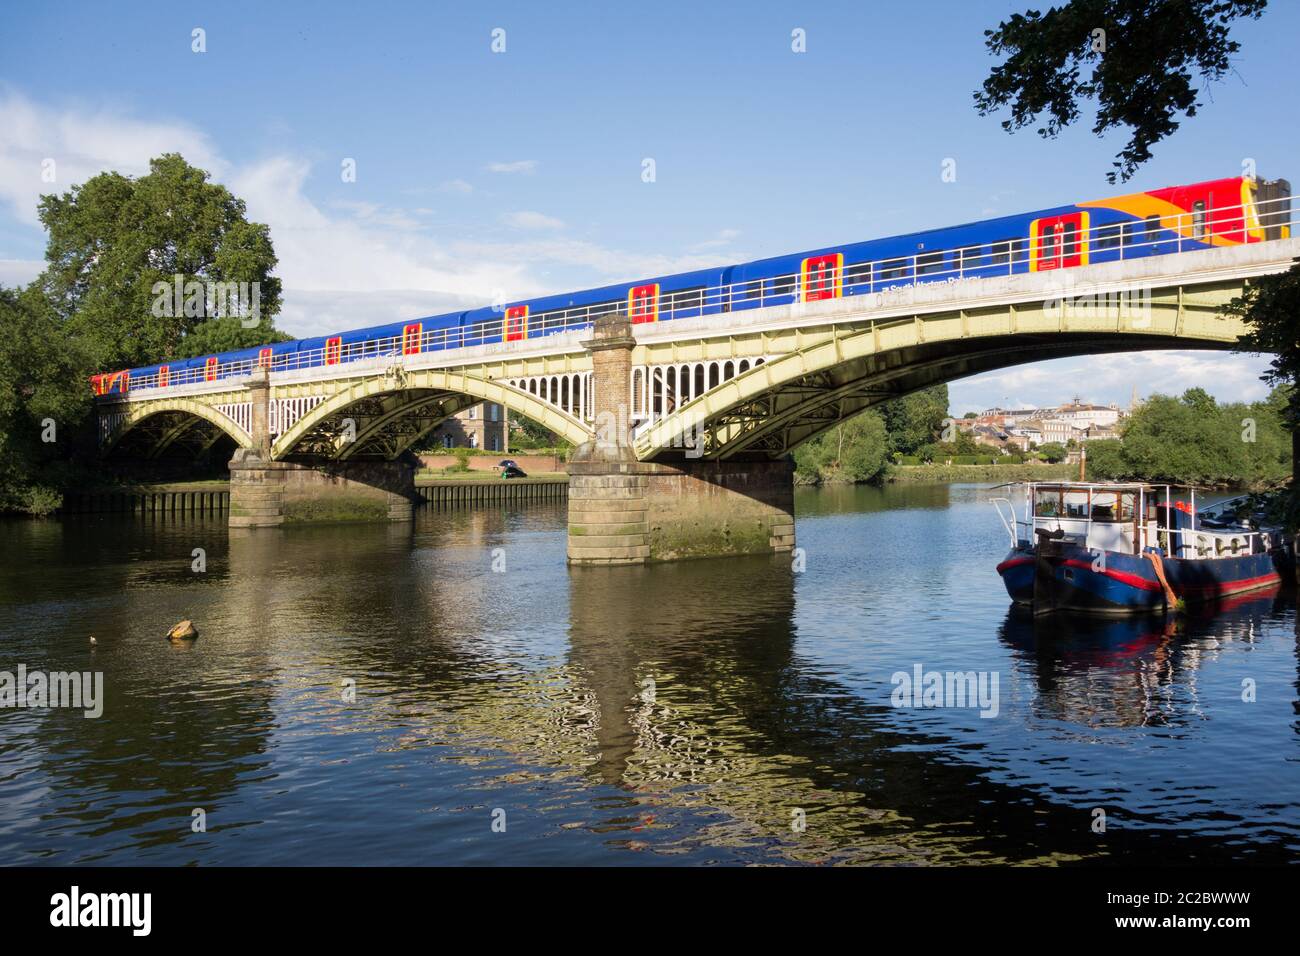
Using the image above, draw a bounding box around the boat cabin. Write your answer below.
[994,482,1268,559]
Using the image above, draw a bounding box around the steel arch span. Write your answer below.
[632,281,1251,461]
[272,367,591,460]
[100,396,254,457]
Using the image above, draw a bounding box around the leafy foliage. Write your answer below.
[975,0,1267,182]
[1,154,291,513]
[36,153,283,369]
[794,409,890,484]
[1085,387,1291,484]
[879,384,950,456]
[0,286,94,513]
[171,317,292,359]
[1036,442,1068,463]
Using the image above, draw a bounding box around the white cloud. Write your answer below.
[503,210,565,230]
[485,159,537,175]
[691,228,741,251]
[0,93,732,339]
[0,89,222,227]
[950,350,1275,413]
[438,179,473,194]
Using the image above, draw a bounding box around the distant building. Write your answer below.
[1055,399,1123,428]
[1014,417,1077,446]
[427,402,509,452]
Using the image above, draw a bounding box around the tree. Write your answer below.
[793,409,889,484]
[172,316,293,359]
[35,153,283,370]
[1037,442,1068,463]
[879,384,950,456]
[1229,260,1300,518]
[975,0,1268,182]
[0,286,93,513]
[1229,261,1300,442]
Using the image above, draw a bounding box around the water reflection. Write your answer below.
[1,486,1297,865]
[999,589,1284,729]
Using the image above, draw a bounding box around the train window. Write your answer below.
[586,300,620,320]
[1094,223,1123,250]
[917,251,946,275]
[1192,200,1207,238]
[878,258,909,280]
[1143,215,1160,242]
[844,262,872,289]
[665,286,705,312]
[771,275,797,297]
[742,281,762,300]
[989,238,1018,265]
[1061,221,1078,257]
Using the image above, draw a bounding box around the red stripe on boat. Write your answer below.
[1061,558,1163,591]
[996,556,1034,574]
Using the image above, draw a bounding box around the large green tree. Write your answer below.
[36,152,283,369]
[975,0,1268,182]
[878,384,950,456]
[1086,386,1290,484]
[0,286,93,513]
[1229,261,1300,515]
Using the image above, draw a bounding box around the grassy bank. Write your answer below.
[887,463,1075,483]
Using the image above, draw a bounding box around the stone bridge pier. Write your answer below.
[228,370,418,528]
[567,314,795,565]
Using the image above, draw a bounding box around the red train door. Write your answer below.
[504,306,528,342]
[204,357,218,382]
[801,253,843,301]
[158,365,170,388]
[1031,213,1089,271]
[628,284,659,323]
[258,348,273,370]
[325,336,342,365]
[402,323,422,354]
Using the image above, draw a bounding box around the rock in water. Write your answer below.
[167,620,199,642]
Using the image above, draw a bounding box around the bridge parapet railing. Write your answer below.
[98,194,1295,399]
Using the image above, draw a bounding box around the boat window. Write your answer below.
[1034,489,1061,517]
[1063,491,1089,518]
[1091,492,1135,522]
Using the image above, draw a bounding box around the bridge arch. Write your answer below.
[273,369,591,460]
[101,398,254,458]
[634,296,1248,460]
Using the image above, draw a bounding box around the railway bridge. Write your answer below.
[95,238,1300,564]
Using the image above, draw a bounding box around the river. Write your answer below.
[1,483,1296,865]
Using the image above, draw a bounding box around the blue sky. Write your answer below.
[1,0,1296,413]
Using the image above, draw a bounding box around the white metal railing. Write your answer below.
[97,193,1295,398]
[995,483,1273,559]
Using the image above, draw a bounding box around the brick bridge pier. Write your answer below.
[228,370,417,528]
[566,313,795,565]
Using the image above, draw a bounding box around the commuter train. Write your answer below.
[91,174,1292,396]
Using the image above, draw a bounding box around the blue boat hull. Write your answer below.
[996,543,1281,614]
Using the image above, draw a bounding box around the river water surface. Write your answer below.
[1,483,1297,865]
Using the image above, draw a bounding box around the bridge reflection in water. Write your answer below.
[0,490,1296,864]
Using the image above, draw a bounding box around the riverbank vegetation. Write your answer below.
[1085,386,1292,488]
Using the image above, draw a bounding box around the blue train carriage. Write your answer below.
[90,174,1288,396]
